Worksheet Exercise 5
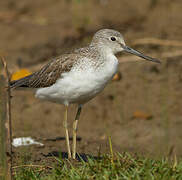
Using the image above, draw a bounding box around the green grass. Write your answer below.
[13,152,182,180]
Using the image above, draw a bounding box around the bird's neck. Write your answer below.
[86,44,117,72]
[90,42,115,58]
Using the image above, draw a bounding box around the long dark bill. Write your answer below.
[122,45,161,63]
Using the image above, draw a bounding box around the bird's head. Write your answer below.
[91,29,160,63]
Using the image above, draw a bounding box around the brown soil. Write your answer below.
[1,0,182,164]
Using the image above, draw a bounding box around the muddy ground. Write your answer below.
[1,0,182,164]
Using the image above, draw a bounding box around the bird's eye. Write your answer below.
[110,37,116,41]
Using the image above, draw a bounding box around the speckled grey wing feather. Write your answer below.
[10,45,100,89]
[10,53,78,89]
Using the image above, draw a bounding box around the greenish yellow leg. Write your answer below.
[72,105,82,159]
[63,105,71,159]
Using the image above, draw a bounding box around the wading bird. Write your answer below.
[10,29,160,159]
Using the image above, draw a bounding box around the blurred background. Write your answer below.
[1,0,182,161]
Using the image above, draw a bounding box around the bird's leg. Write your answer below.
[72,105,82,159]
[63,105,71,159]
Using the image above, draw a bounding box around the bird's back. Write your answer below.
[10,46,99,89]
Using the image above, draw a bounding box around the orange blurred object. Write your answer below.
[11,69,32,81]
[133,110,152,120]
[112,72,122,81]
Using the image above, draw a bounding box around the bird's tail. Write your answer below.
[10,74,33,89]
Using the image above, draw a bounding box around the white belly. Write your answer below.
[35,56,118,105]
